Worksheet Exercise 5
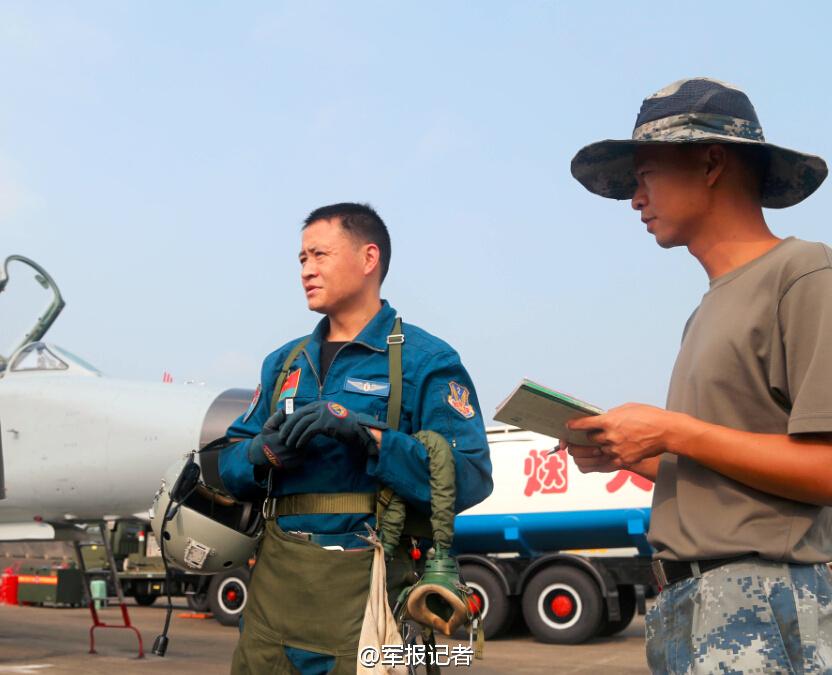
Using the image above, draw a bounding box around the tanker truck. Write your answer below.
[453,425,656,645]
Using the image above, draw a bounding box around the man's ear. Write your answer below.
[703,144,727,188]
[363,242,381,279]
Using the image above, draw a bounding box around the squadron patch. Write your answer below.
[344,377,390,397]
[328,402,349,418]
[278,368,302,402]
[243,384,261,423]
[447,381,476,419]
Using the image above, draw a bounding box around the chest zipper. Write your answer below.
[304,341,385,400]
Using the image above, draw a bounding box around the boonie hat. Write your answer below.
[571,77,827,208]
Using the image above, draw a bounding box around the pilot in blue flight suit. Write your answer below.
[218,202,493,674]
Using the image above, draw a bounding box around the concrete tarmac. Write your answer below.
[0,600,648,674]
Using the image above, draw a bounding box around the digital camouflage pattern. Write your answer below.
[646,559,832,674]
[571,77,828,209]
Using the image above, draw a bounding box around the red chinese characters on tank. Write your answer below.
[605,470,653,493]
[524,449,568,496]
[524,450,653,496]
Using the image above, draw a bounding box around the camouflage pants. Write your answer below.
[645,559,832,674]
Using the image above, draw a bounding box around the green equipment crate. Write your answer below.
[17,569,85,607]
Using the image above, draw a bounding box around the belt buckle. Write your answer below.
[286,530,312,542]
[651,559,669,589]
[262,498,277,520]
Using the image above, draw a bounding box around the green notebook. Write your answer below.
[494,379,605,446]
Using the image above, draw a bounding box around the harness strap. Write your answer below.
[377,317,404,525]
[264,492,377,518]
[386,317,404,430]
[270,338,310,415]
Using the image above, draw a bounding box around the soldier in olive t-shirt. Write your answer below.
[567,78,832,673]
[651,237,832,563]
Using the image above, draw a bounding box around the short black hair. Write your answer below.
[303,202,392,282]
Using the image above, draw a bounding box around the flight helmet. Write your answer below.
[149,453,263,574]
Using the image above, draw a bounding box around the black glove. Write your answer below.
[247,410,306,470]
[277,401,387,456]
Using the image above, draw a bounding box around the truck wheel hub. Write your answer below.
[551,593,574,618]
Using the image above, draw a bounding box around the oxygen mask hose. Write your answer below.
[152,498,176,657]
[152,451,202,656]
[381,430,485,658]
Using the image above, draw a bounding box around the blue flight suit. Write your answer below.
[219,300,493,673]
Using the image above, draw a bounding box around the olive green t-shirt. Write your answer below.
[649,237,832,563]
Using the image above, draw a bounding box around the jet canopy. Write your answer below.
[7,342,100,376]
[0,255,65,374]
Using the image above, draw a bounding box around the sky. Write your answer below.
[1,1,831,419]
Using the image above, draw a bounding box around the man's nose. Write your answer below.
[631,187,647,211]
[301,260,316,279]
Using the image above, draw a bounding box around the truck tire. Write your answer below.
[208,567,250,626]
[521,565,603,644]
[134,594,158,607]
[598,585,637,637]
[460,564,517,640]
[187,591,210,612]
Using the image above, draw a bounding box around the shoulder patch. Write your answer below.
[243,384,261,423]
[447,381,476,419]
[278,368,301,402]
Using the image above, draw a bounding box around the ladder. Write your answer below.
[72,521,144,658]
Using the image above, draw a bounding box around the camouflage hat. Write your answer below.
[571,77,828,208]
